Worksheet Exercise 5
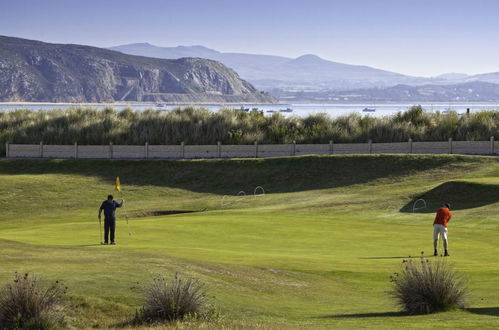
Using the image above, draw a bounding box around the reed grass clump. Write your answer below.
[390,257,468,314]
[0,272,68,329]
[135,273,214,324]
[1,105,499,156]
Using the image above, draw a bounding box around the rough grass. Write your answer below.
[0,155,498,328]
[0,273,67,329]
[2,105,499,155]
[136,273,211,323]
[391,257,468,314]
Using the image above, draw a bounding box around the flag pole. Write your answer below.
[115,176,131,236]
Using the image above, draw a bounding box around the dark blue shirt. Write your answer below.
[100,200,122,219]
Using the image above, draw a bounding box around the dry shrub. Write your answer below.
[390,256,467,314]
[0,272,67,329]
[136,272,215,324]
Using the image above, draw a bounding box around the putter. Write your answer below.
[99,217,103,245]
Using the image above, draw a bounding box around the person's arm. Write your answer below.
[434,210,440,223]
[115,200,123,208]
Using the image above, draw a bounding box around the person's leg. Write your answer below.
[443,228,449,256]
[433,225,439,256]
[110,219,116,243]
[443,227,449,256]
[104,219,110,244]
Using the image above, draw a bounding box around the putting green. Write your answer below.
[0,155,498,328]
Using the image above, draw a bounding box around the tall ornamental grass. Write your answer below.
[135,273,214,324]
[1,105,499,155]
[0,273,67,329]
[390,257,468,314]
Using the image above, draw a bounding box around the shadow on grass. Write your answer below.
[321,311,407,319]
[467,307,499,317]
[0,155,479,195]
[400,181,499,213]
[128,209,203,218]
[359,256,424,260]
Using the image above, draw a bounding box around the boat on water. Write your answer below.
[362,107,376,112]
[266,110,277,113]
[279,107,293,113]
[237,106,250,112]
[156,103,166,108]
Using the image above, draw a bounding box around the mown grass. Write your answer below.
[2,106,499,156]
[0,155,498,328]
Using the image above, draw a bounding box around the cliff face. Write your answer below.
[0,36,276,103]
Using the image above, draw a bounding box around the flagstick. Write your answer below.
[115,176,131,236]
[120,191,131,236]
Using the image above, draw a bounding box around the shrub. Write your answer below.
[0,272,67,329]
[390,256,467,314]
[136,273,213,324]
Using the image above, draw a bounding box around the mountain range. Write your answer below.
[109,43,421,90]
[0,36,276,103]
[2,35,499,104]
[273,81,499,103]
[110,43,499,102]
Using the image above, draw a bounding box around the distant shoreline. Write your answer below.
[0,101,288,106]
[1,101,498,106]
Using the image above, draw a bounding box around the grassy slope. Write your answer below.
[0,155,498,328]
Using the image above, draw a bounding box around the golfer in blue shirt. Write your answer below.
[98,194,123,245]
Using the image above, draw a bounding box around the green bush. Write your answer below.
[390,257,467,314]
[0,272,67,329]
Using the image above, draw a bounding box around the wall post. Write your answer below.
[408,138,413,154]
[292,141,296,156]
[368,139,373,154]
[145,142,149,159]
[448,138,453,154]
[109,142,113,159]
[254,141,258,158]
[329,140,334,155]
[74,142,78,159]
[490,136,495,155]
[5,142,9,158]
[181,142,185,159]
[217,141,222,158]
[40,141,43,158]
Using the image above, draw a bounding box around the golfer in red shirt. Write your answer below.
[433,203,452,256]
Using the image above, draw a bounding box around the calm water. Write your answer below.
[1,103,498,118]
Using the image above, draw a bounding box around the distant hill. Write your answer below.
[109,43,425,91]
[435,73,470,80]
[0,36,276,103]
[274,81,499,103]
[110,43,499,100]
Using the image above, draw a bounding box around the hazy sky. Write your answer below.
[1,0,498,77]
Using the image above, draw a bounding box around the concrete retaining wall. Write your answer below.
[6,139,498,159]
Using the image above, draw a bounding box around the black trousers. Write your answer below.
[104,217,116,243]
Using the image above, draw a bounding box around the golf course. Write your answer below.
[0,154,498,328]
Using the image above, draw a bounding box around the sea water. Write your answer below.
[0,103,498,118]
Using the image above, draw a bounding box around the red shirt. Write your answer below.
[434,207,452,227]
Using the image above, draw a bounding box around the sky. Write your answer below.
[1,0,499,77]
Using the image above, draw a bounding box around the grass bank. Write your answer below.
[0,154,498,328]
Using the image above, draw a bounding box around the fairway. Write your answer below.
[0,155,498,328]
